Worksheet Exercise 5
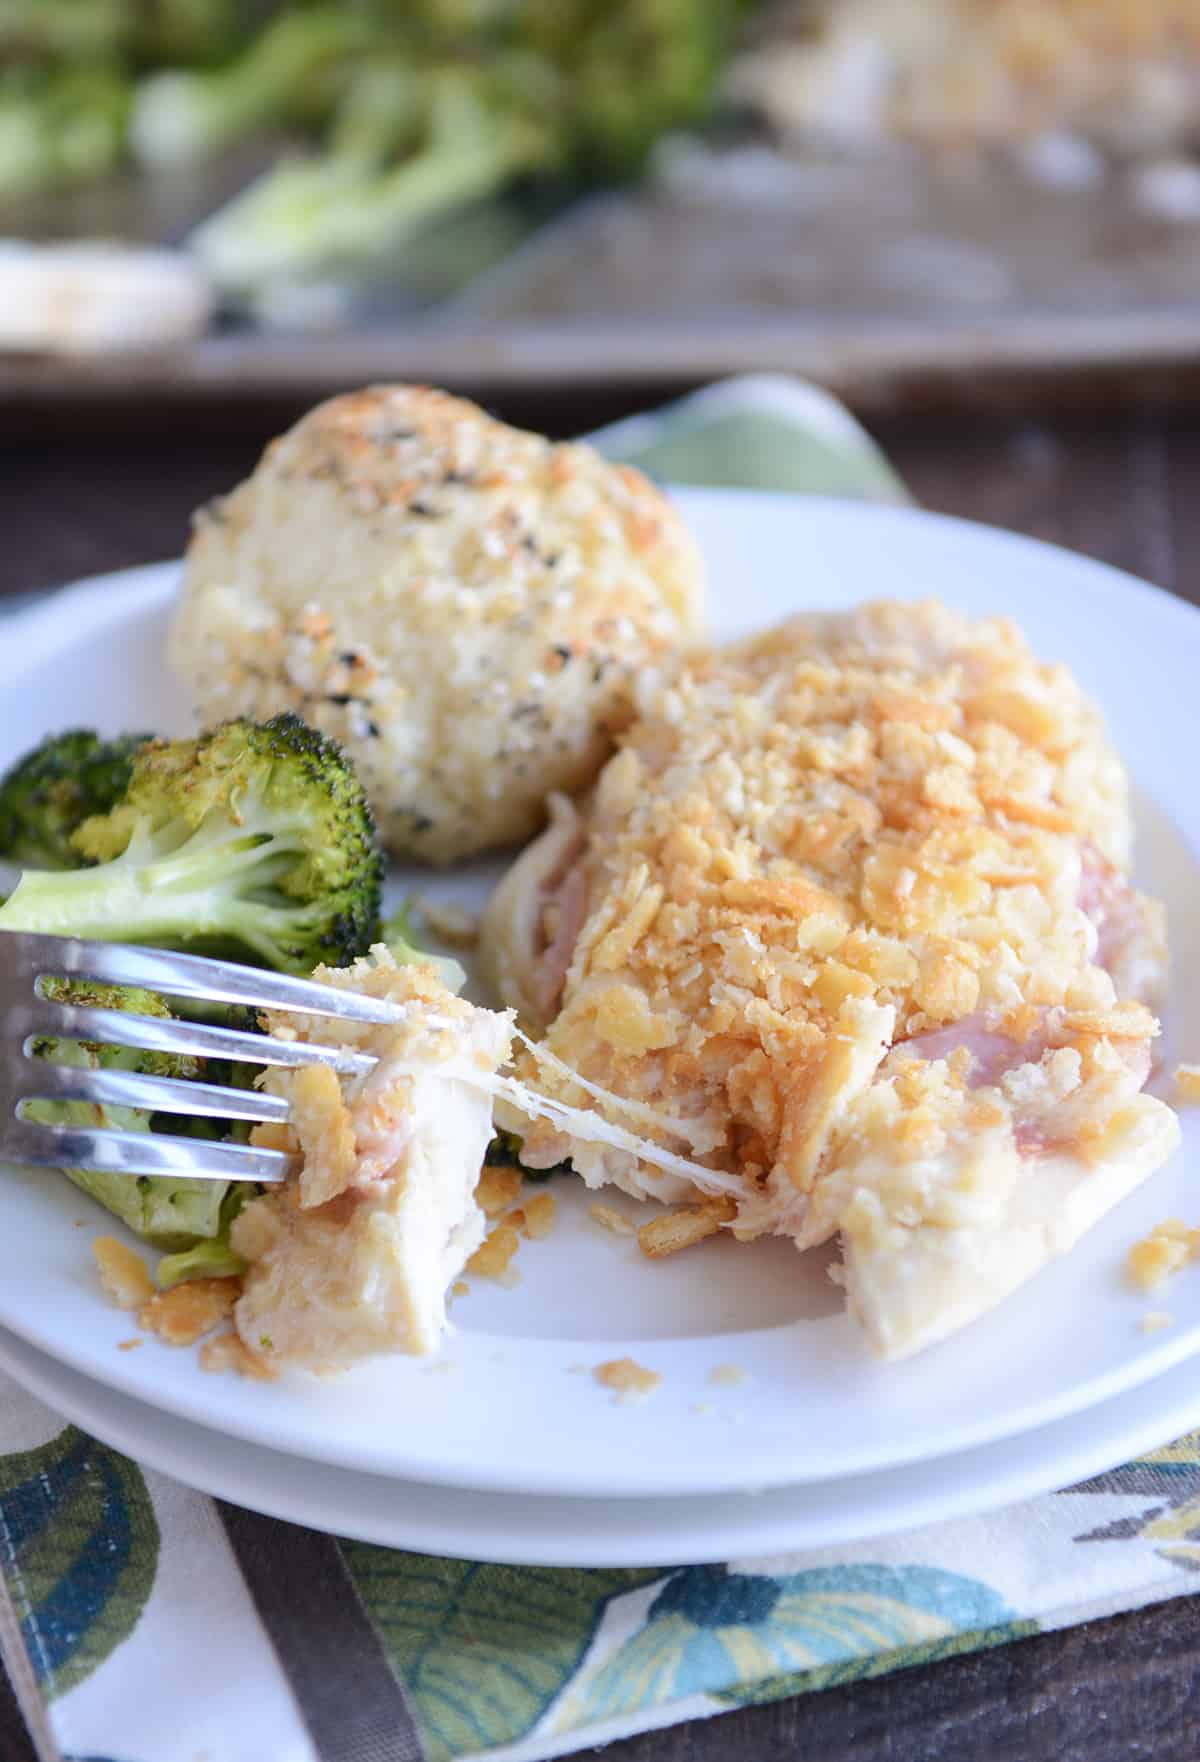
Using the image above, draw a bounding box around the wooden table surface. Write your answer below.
[1,391,1198,1761]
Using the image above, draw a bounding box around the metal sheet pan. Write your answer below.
[4,147,1199,406]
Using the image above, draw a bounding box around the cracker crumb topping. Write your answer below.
[502,600,1169,1269]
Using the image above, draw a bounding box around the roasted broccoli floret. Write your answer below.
[382,898,467,993]
[155,1184,249,1286]
[0,729,152,870]
[0,714,383,974]
[27,978,249,1247]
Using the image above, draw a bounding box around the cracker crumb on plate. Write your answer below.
[638,1200,735,1259]
[466,1222,521,1279]
[138,1276,241,1346]
[93,1237,155,1310]
[476,1166,524,1216]
[590,1202,636,1236]
[708,1363,748,1387]
[417,897,480,947]
[200,1329,277,1380]
[1127,1219,1200,1292]
[1175,1064,1200,1103]
[594,1356,662,1402]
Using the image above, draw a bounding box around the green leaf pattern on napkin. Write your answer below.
[343,1548,1028,1755]
[0,1424,159,1699]
[341,1547,663,1762]
[557,1563,1023,1722]
[1071,1429,1200,1568]
[722,1616,1041,1707]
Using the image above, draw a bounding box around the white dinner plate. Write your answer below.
[4,1315,1200,1565]
[1,492,1199,1501]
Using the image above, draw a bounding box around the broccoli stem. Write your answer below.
[0,813,319,969]
[191,66,555,292]
[156,1236,246,1287]
[129,5,365,168]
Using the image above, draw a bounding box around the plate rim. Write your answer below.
[4,1315,1200,1566]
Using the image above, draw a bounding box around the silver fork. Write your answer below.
[0,933,402,1185]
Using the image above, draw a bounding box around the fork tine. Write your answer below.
[10,934,409,1025]
[26,1001,377,1078]
[4,1118,293,1183]
[18,1061,291,1126]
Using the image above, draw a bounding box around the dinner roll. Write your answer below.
[169,384,705,862]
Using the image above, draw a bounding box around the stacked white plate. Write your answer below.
[2,492,1199,1567]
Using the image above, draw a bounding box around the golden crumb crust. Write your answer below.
[169,383,705,863]
[485,599,1175,1354]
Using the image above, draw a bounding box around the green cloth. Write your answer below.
[591,373,908,500]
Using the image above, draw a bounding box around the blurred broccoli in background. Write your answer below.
[0,0,239,63]
[0,0,242,192]
[187,0,743,293]
[130,4,368,169]
[0,0,747,298]
[0,64,130,195]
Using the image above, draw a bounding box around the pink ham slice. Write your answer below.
[534,861,589,1022]
[1078,844,1149,983]
[896,1007,1153,1157]
[896,1015,1043,1089]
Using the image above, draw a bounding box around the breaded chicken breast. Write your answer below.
[482,599,1178,1359]
[169,384,705,863]
[232,948,512,1372]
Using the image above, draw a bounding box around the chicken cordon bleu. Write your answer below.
[231,948,513,1372]
[482,599,1179,1359]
